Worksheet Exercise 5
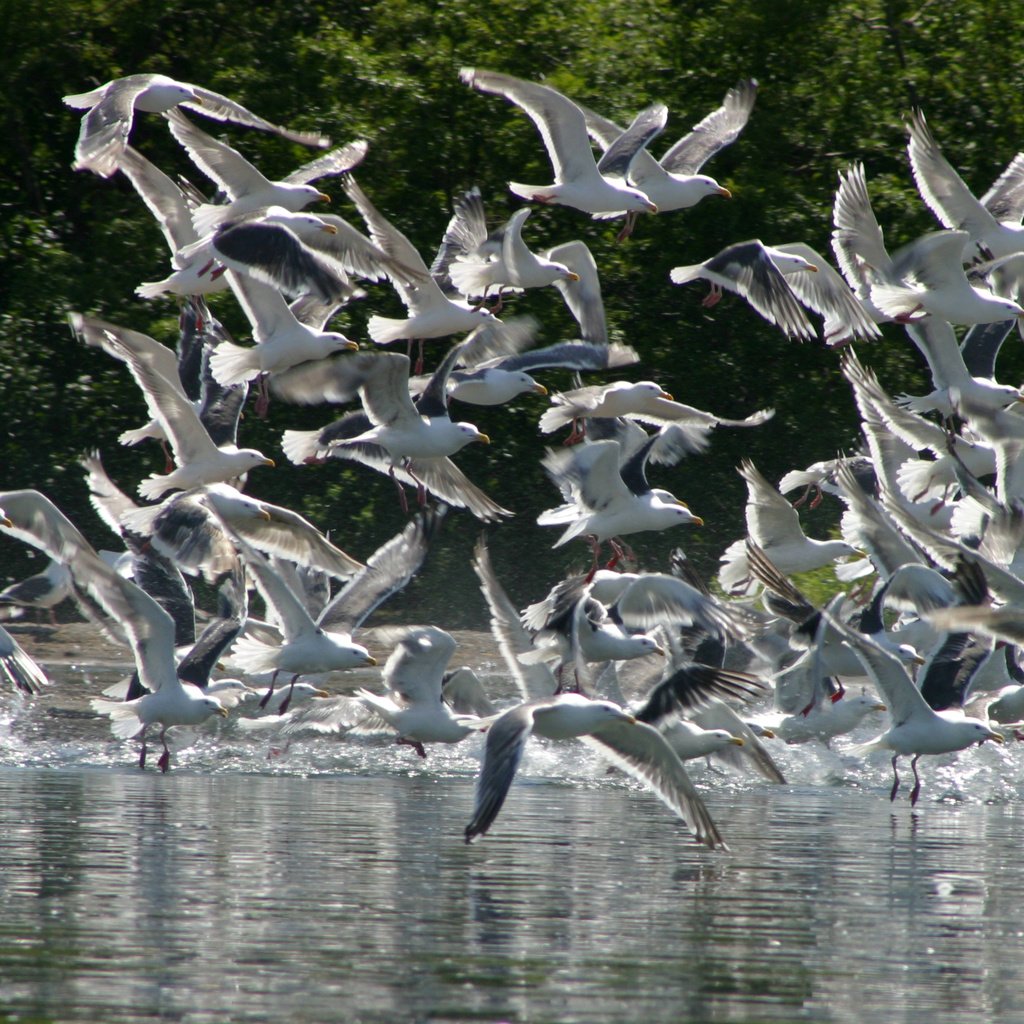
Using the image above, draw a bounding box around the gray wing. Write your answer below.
[472,535,556,701]
[659,78,758,175]
[691,700,786,783]
[596,102,667,180]
[545,240,608,344]
[584,719,726,849]
[465,703,537,842]
[317,506,445,633]
[186,84,329,148]
[283,140,367,185]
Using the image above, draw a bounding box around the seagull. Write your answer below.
[829,606,1004,805]
[464,693,725,848]
[209,270,358,403]
[581,78,756,236]
[907,108,1024,262]
[209,509,377,714]
[538,435,703,572]
[63,72,329,177]
[459,68,659,218]
[353,626,496,757]
[669,240,819,340]
[539,379,774,440]
[341,174,497,355]
[116,145,230,300]
[0,557,73,625]
[121,482,364,584]
[0,489,229,771]
[718,459,859,595]
[447,206,580,303]
[311,348,509,519]
[164,108,344,235]
[868,230,1024,326]
[70,313,276,501]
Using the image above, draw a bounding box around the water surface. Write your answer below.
[2,659,1024,1022]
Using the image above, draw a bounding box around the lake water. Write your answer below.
[3,658,1024,1023]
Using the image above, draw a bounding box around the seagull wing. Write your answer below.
[659,78,758,175]
[583,718,725,849]
[71,313,220,464]
[465,703,537,841]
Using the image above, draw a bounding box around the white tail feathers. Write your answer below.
[367,315,411,345]
[90,698,144,739]
[281,429,326,465]
[209,341,261,386]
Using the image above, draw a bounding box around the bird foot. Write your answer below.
[157,747,171,773]
[701,286,723,309]
[398,737,427,758]
[909,782,921,806]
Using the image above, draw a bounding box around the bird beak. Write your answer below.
[0,515,11,528]
[625,713,638,724]
[322,224,338,234]
[259,508,272,520]
[912,655,926,666]
[365,655,378,667]
[717,186,732,198]
[807,265,819,272]
[873,703,888,712]
[262,458,276,467]
[730,737,745,747]
[532,383,548,396]
[476,433,491,445]
[566,272,580,281]
[759,728,776,739]
[659,391,674,401]
[652,645,666,657]
[987,730,1006,744]
[317,192,331,203]
[645,201,658,214]
[314,689,331,698]
[343,339,360,351]
[217,707,229,718]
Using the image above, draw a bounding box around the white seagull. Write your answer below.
[70,313,275,501]
[63,72,329,178]
[464,693,726,848]
[459,67,659,218]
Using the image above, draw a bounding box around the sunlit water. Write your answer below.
[3,660,1024,1023]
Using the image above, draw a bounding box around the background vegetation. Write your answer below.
[3,0,1024,624]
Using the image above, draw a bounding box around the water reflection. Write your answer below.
[1,768,1023,1023]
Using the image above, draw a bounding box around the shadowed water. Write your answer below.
[3,662,1024,1022]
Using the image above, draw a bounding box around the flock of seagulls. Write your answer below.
[3,66,1024,852]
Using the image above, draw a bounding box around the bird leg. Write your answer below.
[258,669,281,710]
[138,725,149,770]
[583,535,603,583]
[909,754,923,806]
[894,304,924,324]
[829,680,846,704]
[254,373,271,419]
[157,726,171,773]
[605,537,635,570]
[562,418,586,446]
[397,736,427,758]
[277,673,302,715]
[389,465,410,513]
[615,210,638,243]
[890,754,901,801]
[701,283,723,308]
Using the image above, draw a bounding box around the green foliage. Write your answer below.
[3,0,1024,621]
